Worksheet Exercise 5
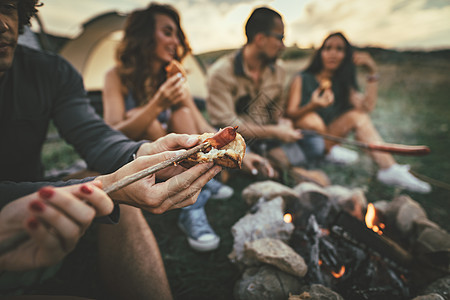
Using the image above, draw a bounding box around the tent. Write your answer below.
[59,11,208,102]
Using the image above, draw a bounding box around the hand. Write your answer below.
[136,133,201,178]
[99,150,222,214]
[0,182,113,271]
[154,74,187,109]
[278,118,294,128]
[311,88,334,108]
[242,152,276,178]
[275,125,303,143]
[353,51,377,74]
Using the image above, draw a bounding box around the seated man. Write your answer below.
[0,1,220,298]
[206,6,327,185]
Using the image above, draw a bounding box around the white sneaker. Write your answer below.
[377,164,431,194]
[205,178,234,200]
[325,145,359,165]
[178,207,220,252]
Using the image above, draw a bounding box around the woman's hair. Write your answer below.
[304,32,358,102]
[18,0,41,34]
[116,3,191,105]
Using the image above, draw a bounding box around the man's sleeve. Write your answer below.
[51,57,142,174]
[206,65,245,129]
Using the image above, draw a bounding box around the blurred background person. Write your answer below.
[102,2,235,252]
[285,32,430,193]
[206,6,328,187]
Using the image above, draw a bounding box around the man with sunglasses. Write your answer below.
[206,6,327,184]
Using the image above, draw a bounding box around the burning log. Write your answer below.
[331,211,412,267]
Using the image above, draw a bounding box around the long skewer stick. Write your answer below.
[301,130,430,156]
[0,142,210,257]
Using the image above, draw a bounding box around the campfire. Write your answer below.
[229,181,450,300]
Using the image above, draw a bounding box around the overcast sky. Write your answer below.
[37,0,450,53]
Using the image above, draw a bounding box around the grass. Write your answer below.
[41,48,450,299]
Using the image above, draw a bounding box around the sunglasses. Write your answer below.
[265,32,284,42]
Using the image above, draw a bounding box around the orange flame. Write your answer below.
[283,213,292,223]
[365,203,384,235]
[331,266,345,278]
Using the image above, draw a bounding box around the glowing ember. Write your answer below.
[365,203,384,235]
[331,266,345,278]
[283,213,292,223]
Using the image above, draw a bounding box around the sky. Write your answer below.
[37,0,450,54]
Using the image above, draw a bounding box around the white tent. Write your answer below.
[59,11,208,100]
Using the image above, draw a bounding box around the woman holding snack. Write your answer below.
[102,3,245,252]
[285,32,430,193]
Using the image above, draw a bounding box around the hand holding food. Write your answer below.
[165,60,187,79]
[184,126,246,169]
[311,88,334,109]
[319,78,332,91]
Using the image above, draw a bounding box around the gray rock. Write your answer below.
[293,182,328,198]
[242,180,299,207]
[325,185,367,221]
[412,294,445,300]
[234,265,303,300]
[244,238,308,277]
[229,197,295,265]
[384,195,427,235]
[420,275,450,300]
[291,284,344,300]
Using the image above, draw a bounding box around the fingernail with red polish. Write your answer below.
[38,186,54,199]
[80,184,93,194]
[29,200,45,212]
[27,217,40,230]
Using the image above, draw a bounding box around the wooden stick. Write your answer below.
[0,142,210,257]
[302,130,430,156]
[103,142,209,194]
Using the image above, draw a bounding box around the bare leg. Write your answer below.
[327,110,395,169]
[267,146,291,170]
[97,205,173,300]
[143,119,167,141]
[169,106,199,134]
[293,112,327,133]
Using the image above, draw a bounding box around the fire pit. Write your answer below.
[230,181,450,300]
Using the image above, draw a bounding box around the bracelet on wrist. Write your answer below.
[366,73,379,83]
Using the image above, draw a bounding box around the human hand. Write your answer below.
[353,51,377,74]
[311,88,334,108]
[0,182,113,271]
[242,152,276,178]
[138,133,210,180]
[99,151,222,214]
[278,117,294,128]
[275,125,303,143]
[137,133,199,157]
[155,73,187,109]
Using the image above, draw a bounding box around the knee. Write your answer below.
[297,113,326,132]
[347,110,370,126]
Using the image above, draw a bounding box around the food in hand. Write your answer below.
[185,126,246,169]
[165,60,187,79]
[319,78,332,90]
[205,126,239,150]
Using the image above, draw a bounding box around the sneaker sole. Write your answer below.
[187,236,220,252]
